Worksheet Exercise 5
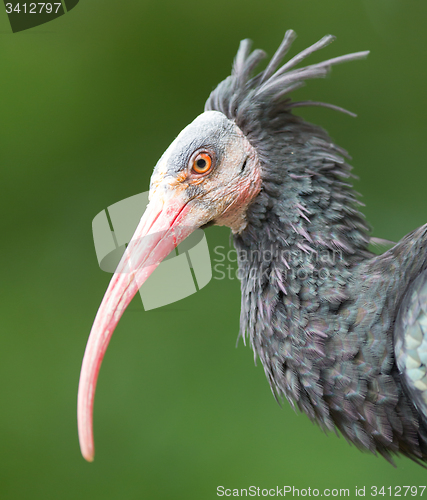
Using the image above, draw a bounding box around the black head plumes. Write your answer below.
[205,30,368,134]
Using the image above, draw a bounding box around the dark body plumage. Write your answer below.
[206,31,427,464]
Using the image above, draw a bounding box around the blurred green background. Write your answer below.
[1,0,427,498]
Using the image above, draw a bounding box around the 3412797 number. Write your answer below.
[5,3,62,14]
[370,486,426,496]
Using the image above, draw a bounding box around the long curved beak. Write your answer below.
[78,193,195,462]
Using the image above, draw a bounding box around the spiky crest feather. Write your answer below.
[205,30,368,125]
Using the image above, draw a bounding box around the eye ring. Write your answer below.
[191,152,213,175]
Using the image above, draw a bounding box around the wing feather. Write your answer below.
[394,269,427,421]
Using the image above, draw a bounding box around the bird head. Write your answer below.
[78,30,369,462]
[148,110,262,234]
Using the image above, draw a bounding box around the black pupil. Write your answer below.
[196,158,207,170]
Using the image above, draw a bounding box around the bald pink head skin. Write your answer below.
[77,111,261,461]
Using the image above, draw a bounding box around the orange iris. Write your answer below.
[192,152,212,174]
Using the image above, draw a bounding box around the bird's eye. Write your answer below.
[192,152,212,175]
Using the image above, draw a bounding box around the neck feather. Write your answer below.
[232,115,373,413]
